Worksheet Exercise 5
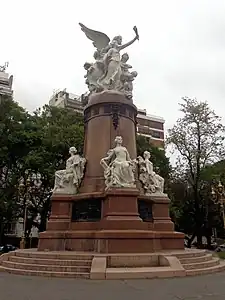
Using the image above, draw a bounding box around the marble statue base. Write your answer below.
[38,91,184,253]
[38,190,184,253]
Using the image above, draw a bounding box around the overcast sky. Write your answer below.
[1,0,225,131]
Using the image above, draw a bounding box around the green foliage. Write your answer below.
[201,160,225,183]
[0,99,84,239]
[0,96,33,240]
[23,105,84,186]
[167,97,225,184]
[167,97,225,245]
[217,252,225,259]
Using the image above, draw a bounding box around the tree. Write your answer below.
[201,160,225,183]
[20,105,85,233]
[0,99,85,242]
[0,95,36,243]
[167,97,225,246]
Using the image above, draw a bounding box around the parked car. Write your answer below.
[215,244,225,252]
[0,244,17,254]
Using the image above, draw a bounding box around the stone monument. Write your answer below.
[38,23,184,253]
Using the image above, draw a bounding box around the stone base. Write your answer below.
[38,189,184,253]
[38,230,184,253]
[1,249,224,279]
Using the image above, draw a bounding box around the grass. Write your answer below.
[217,252,225,259]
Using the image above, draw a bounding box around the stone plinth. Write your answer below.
[38,91,184,253]
[38,191,184,253]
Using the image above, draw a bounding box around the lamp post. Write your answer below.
[217,181,225,227]
[211,187,218,240]
[19,172,44,249]
[19,177,31,249]
[211,181,225,232]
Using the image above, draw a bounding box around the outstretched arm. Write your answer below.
[119,36,138,51]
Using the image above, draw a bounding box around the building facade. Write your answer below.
[49,89,83,114]
[0,64,13,98]
[49,90,165,148]
[137,109,164,149]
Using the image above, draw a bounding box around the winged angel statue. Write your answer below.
[79,23,139,100]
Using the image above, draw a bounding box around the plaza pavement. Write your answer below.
[1,272,225,300]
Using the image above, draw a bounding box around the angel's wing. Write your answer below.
[79,23,110,50]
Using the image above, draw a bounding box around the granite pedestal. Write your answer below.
[38,91,184,253]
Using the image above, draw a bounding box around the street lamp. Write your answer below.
[211,181,225,229]
[18,177,32,249]
[18,172,45,249]
[210,187,218,239]
[217,181,225,227]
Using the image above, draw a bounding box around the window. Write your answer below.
[151,131,161,139]
[149,121,163,130]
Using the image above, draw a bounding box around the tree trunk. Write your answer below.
[0,223,4,245]
[187,233,196,248]
[197,234,203,248]
[206,234,212,249]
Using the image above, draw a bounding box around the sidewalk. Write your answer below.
[0,271,225,300]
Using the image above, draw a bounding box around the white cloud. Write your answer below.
[1,0,225,134]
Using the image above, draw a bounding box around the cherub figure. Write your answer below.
[120,53,132,78]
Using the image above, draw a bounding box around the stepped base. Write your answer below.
[1,249,225,279]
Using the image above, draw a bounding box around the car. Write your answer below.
[0,244,17,254]
[215,244,225,252]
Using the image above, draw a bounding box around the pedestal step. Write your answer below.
[169,249,208,259]
[14,251,93,261]
[1,249,225,279]
[186,261,225,276]
[9,255,92,266]
[2,261,90,273]
[182,258,220,270]
[1,267,90,278]
[176,250,225,276]
[179,253,213,264]
[105,266,184,280]
[0,250,93,279]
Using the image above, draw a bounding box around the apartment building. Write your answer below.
[49,90,165,148]
[137,109,164,149]
[0,65,13,97]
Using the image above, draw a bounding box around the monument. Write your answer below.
[38,23,184,253]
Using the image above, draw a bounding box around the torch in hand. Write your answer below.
[133,26,139,40]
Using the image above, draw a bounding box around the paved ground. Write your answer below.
[1,272,225,300]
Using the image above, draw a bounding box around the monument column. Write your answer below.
[80,91,138,194]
